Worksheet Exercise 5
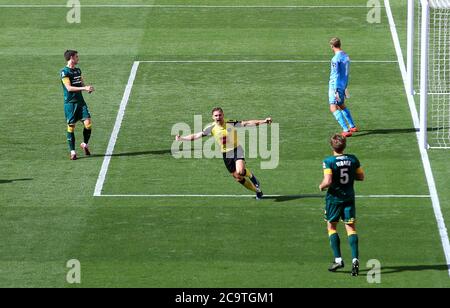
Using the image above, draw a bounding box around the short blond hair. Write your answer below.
[329,37,341,48]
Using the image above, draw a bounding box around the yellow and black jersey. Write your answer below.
[202,119,242,153]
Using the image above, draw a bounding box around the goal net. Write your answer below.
[417,0,450,148]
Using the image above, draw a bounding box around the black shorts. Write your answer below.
[223,146,245,173]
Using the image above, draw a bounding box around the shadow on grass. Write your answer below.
[78,149,173,159]
[264,194,324,202]
[379,264,450,274]
[333,264,449,276]
[0,178,33,184]
[353,127,448,137]
[352,128,418,137]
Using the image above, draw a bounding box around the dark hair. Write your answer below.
[211,107,224,114]
[330,134,346,153]
[64,50,78,61]
[329,37,341,48]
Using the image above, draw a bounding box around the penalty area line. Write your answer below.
[138,60,398,63]
[93,61,140,197]
[97,194,431,198]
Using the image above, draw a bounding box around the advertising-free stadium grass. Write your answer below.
[0,0,449,287]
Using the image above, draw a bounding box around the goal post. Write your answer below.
[412,0,450,149]
[419,0,430,149]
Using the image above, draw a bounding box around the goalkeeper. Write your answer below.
[328,37,358,137]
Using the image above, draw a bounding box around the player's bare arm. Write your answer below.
[355,170,365,181]
[81,77,95,93]
[63,78,94,93]
[241,117,272,127]
[319,173,333,191]
[176,131,204,141]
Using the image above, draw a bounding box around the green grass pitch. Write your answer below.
[0,0,449,287]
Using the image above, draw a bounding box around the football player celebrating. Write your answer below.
[176,107,272,200]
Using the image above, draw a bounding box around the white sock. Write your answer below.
[352,258,359,264]
[71,150,76,155]
[335,257,343,264]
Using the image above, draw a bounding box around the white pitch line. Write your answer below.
[94,59,395,197]
[385,0,450,276]
[139,60,397,63]
[98,194,431,198]
[0,4,383,8]
[357,195,431,198]
[93,61,140,197]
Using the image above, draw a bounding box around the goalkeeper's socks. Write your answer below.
[342,108,355,128]
[333,110,349,132]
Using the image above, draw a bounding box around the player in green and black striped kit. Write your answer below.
[319,134,365,276]
[60,50,95,160]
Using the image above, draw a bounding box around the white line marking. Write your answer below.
[0,4,383,8]
[139,60,397,63]
[94,58,400,199]
[356,195,431,198]
[385,0,450,276]
[94,59,395,197]
[93,61,140,197]
[98,194,431,198]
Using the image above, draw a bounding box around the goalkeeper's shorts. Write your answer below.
[329,88,346,106]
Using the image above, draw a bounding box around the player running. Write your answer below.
[176,107,272,200]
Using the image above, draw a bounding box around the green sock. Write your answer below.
[67,131,75,151]
[83,128,91,144]
[329,233,342,258]
[348,234,359,259]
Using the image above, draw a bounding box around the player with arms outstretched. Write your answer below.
[176,107,272,200]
